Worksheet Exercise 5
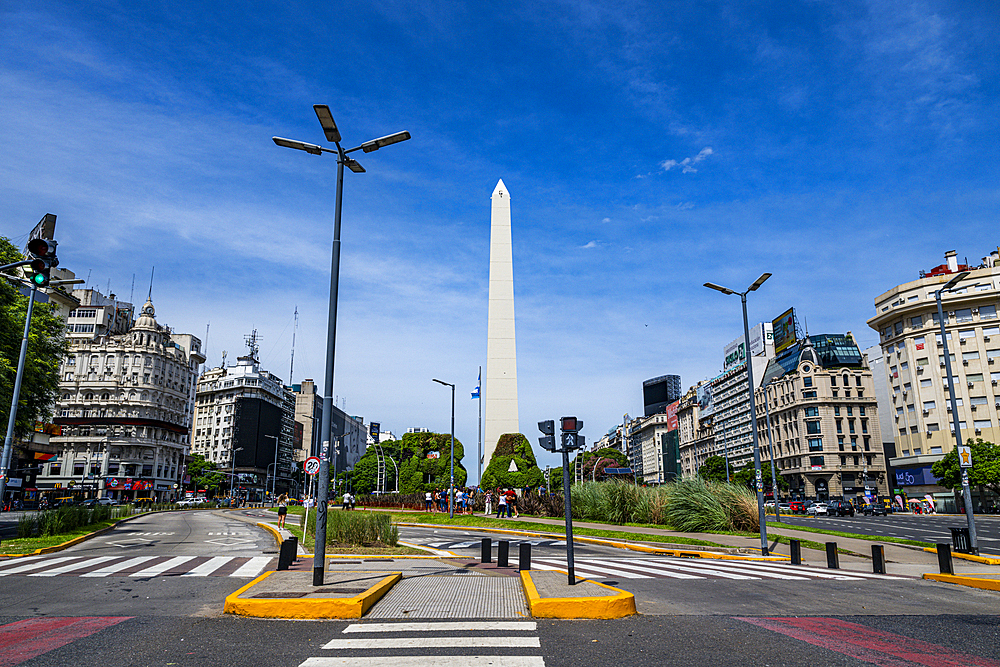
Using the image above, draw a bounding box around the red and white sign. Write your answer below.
[304,456,321,476]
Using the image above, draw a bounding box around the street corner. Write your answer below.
[520,569,636,619]
[224,570,402,619]
[923,572,1000,593]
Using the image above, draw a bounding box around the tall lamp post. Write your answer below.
[264,433,279,500]
[274,107,410,586]
[705,272,772,556]
[433,379,456,518]
[229,447,244,499]
[935,270,979,554]
[762,381,782,522]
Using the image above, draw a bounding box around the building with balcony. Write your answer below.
[866,248,1000,508]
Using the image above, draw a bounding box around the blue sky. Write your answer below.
[2,0,997,479]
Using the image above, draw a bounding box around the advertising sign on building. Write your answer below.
[696,383,715,419]
[748,322,773,357]
[772,308,797,353]
[724,336,747,371]
[666,400,680,431]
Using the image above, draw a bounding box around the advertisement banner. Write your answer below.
[724,336,747,371]
[666,400,680,431]
[696,383,715,419]
[104,478,154,491]
[772,308,796,353]
[748,322,773,357]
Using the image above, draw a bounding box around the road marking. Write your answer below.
[342,622,537,633]
[322,637,540,649]
[0,557,81,576]
[301,659,544,667]
[80,556,160,577]
[180,556,233,576]
[590,557,761,580]
[130,556,200,577]
[229,556,271,577]
[0,617,132,666]
[29,556,119,577]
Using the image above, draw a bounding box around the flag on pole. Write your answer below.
[472,371,480,399]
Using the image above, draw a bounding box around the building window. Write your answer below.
[810,456,824,468]
[911,316,923,327]
[803,391,817,399]
[803,377,813,387]
[968,373,984,384]
[981,305,998,320]
[956,308,973,323]
[834,406,841,416]
[808,438,823,451]
[923,401,936,410]
[806,421,821,435]
[805,406,819,417]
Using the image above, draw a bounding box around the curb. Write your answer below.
[223,570,402,619]
[923,573,1000,592]
[257,522,283,549]
[0,510,162,558]
[397,521,788,562]
[520,570,636,619]
[922,547,1000,566]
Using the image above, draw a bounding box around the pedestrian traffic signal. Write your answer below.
[561,432,585,450]
[538,420,555,435]
[538,419,556,451]
[25,238,57,287]
[560,417,582,433]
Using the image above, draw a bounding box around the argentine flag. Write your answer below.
[471,372,481,399]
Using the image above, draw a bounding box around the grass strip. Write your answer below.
[0,519,120,554]
[387,512,729,549]
[765,521,933,548]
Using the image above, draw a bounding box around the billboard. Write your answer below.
[696,383,715,419]
[724,336,747,371]
[665,400,680,431]
[772,308,797,354]
[748,322,773,357]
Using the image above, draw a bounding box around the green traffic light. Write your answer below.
[32,273,47,285]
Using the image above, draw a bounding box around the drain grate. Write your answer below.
[314,587,370,594]
[252,592,307,598]
[364,559,393,562]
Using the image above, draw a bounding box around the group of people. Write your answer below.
[424,488,475,514]
[485,487,519,518]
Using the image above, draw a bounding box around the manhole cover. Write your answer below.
[252,592,307,598]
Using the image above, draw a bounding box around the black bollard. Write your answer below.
[872,545,886,574]
[497,540,509,568]
[790,539,801,565]
[937,543,954,575]
[277,538,296,571]
[288,536,299,562]
[825,542,839,569]
[519,542,531,571]
[481,537,492,564]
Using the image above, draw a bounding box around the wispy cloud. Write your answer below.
[660,147,714,173]
[581,240,600,249]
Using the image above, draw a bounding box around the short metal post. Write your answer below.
[289,535,299,562]
[497,540,509,568]
[937,543,954,575]
[481,537,492,564]
[872,544,885,574]
[825,542,839,569]
[277,538,296,571]
[519,542,531,571]
[790,539,801,565]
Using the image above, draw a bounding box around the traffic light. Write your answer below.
[560,417,585,451]
[538,420,555,451]
[25,238,57,287]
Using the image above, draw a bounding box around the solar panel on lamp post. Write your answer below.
[273,106,410,586]
[704,272,772,556]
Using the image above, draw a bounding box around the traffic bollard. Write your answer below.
[937,543,954,575]
[825,542,839,569]
[519,542,531,571]
[481,537,492,563]
[289,536,299,562]
[872,545,885,574]
[277,538,296,571]
[497,540,509,568]
[790,539,801,565]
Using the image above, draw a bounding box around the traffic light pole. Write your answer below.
[560,443,576,586]
[1,284,37,509]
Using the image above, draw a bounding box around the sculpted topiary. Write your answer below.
[480,433,544,490]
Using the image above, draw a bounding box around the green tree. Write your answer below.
[480,433,544,489]
[732,461,789,493]
[931,438,1000,496]
[187,454,225,494]
[349,432,468,494]
[1,237,68,441]
[698,455,733,483]
[349,448,379,494]
[572,447,629,481]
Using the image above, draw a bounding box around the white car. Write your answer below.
[177,497,207,506]
[806,502,829,516]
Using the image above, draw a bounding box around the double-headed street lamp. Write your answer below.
[229,447,244,498]
[274,107,410,586]
[264,433,279,499]
[704,272,771,556]
[935,271,979,554]
[432,379,456,519]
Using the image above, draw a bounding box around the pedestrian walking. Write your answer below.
[276,493,288,529]
[504,488,517,518]
[484,489,493,516]
[425,490,433,512]
[496,487,507,518]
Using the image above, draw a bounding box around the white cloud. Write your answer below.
[581,240,599,248]
[601,217,611,223]
[660,147,714,173]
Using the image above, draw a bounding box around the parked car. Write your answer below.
[789,500,805,514]
[827,500,856,517]
[806,502,829,516]
[82,497,115,508]
[777,503,792,513]
[863,503,888,516]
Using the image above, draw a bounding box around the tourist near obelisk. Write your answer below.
[483,179,520,468]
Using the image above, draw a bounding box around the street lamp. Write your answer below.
[274,106,410,586]
[433,379,456,519]
[229,447,244,499]
[704,272,772,556]
[936,270,979,554]
[264,434,279,500]
[762,380,782,522]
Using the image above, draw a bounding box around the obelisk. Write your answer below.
[484,179,519,467]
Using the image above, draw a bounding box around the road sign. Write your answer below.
[959,445,973,468]
[304,456,321,476]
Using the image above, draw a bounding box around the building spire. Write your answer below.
[148,266,155,302]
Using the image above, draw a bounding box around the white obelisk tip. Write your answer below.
[492,179,508,201]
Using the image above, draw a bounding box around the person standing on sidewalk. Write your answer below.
[276,493,288,529]
[425,490,433,512]
[505,488,518,518]
[484,488,493,516]
[496,488,507,518]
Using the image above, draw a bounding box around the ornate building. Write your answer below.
[42,295,204,502]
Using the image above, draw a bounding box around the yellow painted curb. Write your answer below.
[923,547,1000,566]
[923,573,1000,592]
[520,570,636,619]
[224,570,402,619]
[396,521,787,562]
[257,522,283,549]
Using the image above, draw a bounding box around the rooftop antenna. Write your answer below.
[85,269,92,288]
[129,273,135,305]
[244,329,260,361]
[222,349,228,367]
[289,306,299,385]
[204,322,211,371]
[147,266,155,301]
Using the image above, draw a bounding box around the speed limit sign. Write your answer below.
[304,456,321,476]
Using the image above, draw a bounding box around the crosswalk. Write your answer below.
[0,554,272,578]
[531,556,903,582]
[424,538,564,550]
[298,621,544,667]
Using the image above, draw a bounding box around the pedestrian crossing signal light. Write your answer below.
[26,238,57,287]
[560,417,582,432]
